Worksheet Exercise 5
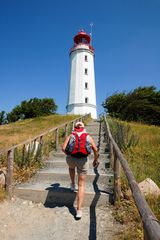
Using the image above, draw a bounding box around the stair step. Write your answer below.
[55,148,107,155]
[85,123,100,127]
[51,152,110,161]
[33,169,113,186]
[14,182,113,207]
[43,160,111,169]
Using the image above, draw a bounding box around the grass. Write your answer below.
[0,114,81,150]
[108,118,160,240]
[113,200,143,240]
[0,188,6,202]
[124,121,160,187]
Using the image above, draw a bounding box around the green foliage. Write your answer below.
[7,98,58,123]
[7,105,22,123]
[0,111,6,125]
[103,86,160,126]
[103,93,127,117]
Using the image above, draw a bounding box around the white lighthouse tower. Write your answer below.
[66,29,97,119]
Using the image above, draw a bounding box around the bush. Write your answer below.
[103,86,160,126]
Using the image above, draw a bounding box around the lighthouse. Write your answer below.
[66,29,97,119]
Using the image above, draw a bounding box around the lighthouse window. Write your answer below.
[85,68,88,75]
[85,82,88,89]
[85,55,88,61]
[85,97,88,103]
[82,38,87,43]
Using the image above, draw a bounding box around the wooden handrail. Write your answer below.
[0,114,90,154]
[0,113,91,198]
[102,115,160,240]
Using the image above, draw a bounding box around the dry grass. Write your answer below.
[0,114,80,150]
[124,121,160,186]
[0,188,6,202]
[114,199,143,240]
[109,119,160,240]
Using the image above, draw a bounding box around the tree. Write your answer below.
[7,105,23,123]
[102,86,160,126]
[102,93,127,118]
[7,98,58,123]
[0,111,6,125]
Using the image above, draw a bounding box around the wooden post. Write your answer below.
[65,124,68,137]
[55,128,59,151]
[109,141,114,169]
[114,152,122,201]
[40,135,43,145]
[40,135,43,151]
[22,144,26,165]
[37,135,43,159]
[6,149,14,199]
[144,228,149,240]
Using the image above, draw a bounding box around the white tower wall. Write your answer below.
[67,43,97,119]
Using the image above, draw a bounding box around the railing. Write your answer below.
[102,115,160,240]
[0,114,91,199]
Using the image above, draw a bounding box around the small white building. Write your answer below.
[66,30,97,119]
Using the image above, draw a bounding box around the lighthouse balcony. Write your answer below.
[70,44,94,54]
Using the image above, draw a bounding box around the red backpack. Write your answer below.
[65,129,91,157]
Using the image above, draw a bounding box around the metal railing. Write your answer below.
[0,114,91,198]
[102,114,160,240]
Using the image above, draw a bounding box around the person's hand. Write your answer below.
[93,159,99,168]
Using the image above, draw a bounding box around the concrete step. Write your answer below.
[43,160,111,170]
[33,169,113,186]
[85,130,101,135]
[14,181,113,207]
[50,152,110,162]
[85,122,100,127]
[91,137,106,144]
[56,147,107,154]
[45,152,111,169]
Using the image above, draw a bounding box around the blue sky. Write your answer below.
[0,0,160,116]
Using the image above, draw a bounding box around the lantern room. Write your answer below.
[74,30,91,45]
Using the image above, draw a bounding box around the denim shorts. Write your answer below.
[66,155,89,175]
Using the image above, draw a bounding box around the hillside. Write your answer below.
[0,114,80,150]
[110,118,160,239]
[124,120,160,187]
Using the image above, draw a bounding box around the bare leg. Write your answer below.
[77,174,86,210]
[69,168,75,184]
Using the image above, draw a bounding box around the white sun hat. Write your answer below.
[75,121,84,128]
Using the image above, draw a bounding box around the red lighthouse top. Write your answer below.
[70,29,94,54]
[74,29,91,44]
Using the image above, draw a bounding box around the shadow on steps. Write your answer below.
[43,166,114,239]
[44,183,77,219]
[89,166,114,240]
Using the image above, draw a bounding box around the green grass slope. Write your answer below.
[0,114,81,150]
[110,118,160,240]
